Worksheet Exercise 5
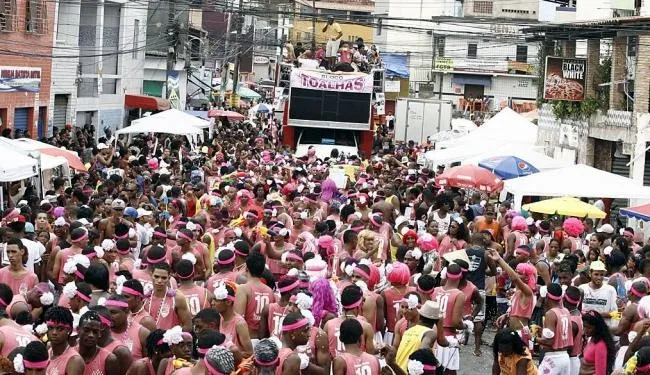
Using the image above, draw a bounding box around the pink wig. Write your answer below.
[298,231,317,254]
[638,295,650,319]
[563,218,585,237]
[367,264,380,290]
[320,178,338,202]
[511,216,528,231]
[309,278,339,327]
[515,263,537,292]
[504,210,518,220]
[417,233,439,252]
[388,262,411,286]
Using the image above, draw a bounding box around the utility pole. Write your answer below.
[166,0,176,106]
[220,0,232,106]
[311,0,316,50]
[231,0,245,108]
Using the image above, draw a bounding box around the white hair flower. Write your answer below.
[115,275,127,296]
[62,282,78,299]
[233,228,243,237]
[143,283,153,297]
[297,352,309,370]
[63,258,79,275]
[355,280,369,294]
[186,222,197,231]
[182,252,197,265]
[405,294,419,310]
[162,326,184,345]
[539,285,548,298]
[412,248,423,260]
[13,354,24,374]
[300,309,315,327]
[72,254,91,268]
[359,258,371,266]
[35,323,48,335]
[101,239,115,251]
[54,217,67,227]
[344,264,356,277]
[97,297,106,306]
[94,246,105,259]
[295,292,313,310]
[214,283,229,300]
[407,360,425,375]
[287,268,299,277]
[40,292,54,306]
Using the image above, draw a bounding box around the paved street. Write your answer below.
[457,328,496,374]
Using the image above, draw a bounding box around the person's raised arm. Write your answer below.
[486,249,532,297]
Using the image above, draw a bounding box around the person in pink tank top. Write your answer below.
[506,216,529,254]
[142,263,192,332]
[92,306,134,375]
[277,312,325,375]
[537,283,573,375]
[0,238,38,296]
[106,295,150,361]
[53,228,89,285]
[126,329,170,375]
[13,341,51,375]
[234,252,275,339]
[120,279,156,332]
[76,310,119,375]
[487,250,535,330]
[206,249,241,288]
[171,329,226,375]
[351,264,384,332]
[44,306,85,375]
[381,262,414,345]
[431,264,466,374]
[175,260,214,316]
[564,286,584,375]
[332,319,380,375]
[158,328,194,375]
[0,284,38,358]
[214,282,253,355]
[171,229,207,281]
[261,275,299,339]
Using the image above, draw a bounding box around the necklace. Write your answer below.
[147,288,168,326]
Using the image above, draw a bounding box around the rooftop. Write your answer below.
[296,0,374,12]
[523,16,650,41]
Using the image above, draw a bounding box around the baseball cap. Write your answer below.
[97,143,109,150]
[124,207,138,218]
[589,260,607,272]
[24,222,35,233]
[111,199,126,210]
[418,300,442,320]
[596,224,614,234]
[137,208,153,218]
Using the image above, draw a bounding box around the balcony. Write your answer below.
[433,56,536,76]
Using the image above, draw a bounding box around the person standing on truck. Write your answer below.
[322,15,343,68]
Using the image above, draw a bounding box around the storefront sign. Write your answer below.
[543,56,586,101]
[253,56,270,64]
[290,69,373,93]
[384,80,401,92]
[508,61,536,75]
[434,57,454,72]
[167,71,181,109]
[434,57,508,74]
[0,66,41,92]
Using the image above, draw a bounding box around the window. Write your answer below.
[473,1,493,14]
[296,31,302,41]
[434,36,445,56]
[303,32,312,42]
[516,45,528,62]
[350,11,370,22]
[133,19,139,58]
[25,0,47,34]
[467,43,477,59]
[0,0,16,32]
[102,78,117,95]
[77,78,98,98]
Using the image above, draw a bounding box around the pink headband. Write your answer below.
[116,248,130,255]
[114,232,129,240]
[515,247,530,255]
[177,231,193,242]
[446,271,462,280]
[342,298,362,310]
[417,285,434,294]
[98,315,112,327]
[46,320,72,329]
[631,286,646,298]
[85,252,97,260]
[285,253,303,263]
[121,286,144,297]
[153,231,167,238]
[278,280,300,293]
[70,232,88,243]
[624,230,634,238]
[76,291,91,303]
[0,296,8,307]
[205,355,226,375]
[255,358,279,366]
[423,365,436,371]
[74,270,85,280]
[563,294,580,305]
[353,267,370,280]
[244,211,257,218]
[147,255,166,264]
[23,360,50,369]
[369,214,381,228]
[546,293,562,301]
[234,248,247,257]
[177,270,195,280]
[351,226,365,232]
[217,254,236,265]
[282,318,309,332]
[105,300,129,308]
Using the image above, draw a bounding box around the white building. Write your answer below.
[373,0,541,111]
[51,0,149,139]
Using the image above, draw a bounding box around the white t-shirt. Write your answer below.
[430,210,451,235]
[579,283,618,328]
[2,239,46,273]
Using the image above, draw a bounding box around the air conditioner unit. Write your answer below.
[622,142,634,155]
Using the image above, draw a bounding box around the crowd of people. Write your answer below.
[0,120,647,375]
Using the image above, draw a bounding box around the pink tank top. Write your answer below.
[383,287,406,332]
[145,294,180,330]
[432,286,462,335]
[568,237,582,253]
[276,348,294,375]
[46,346,80,375]
[551,307,573,350]
[82,347,112,375]
[132,308,152,327]
[179,285,209,316]
[7,294,28,319]
[510,290,534,320]
[325,317,346,358]
[0,268,38,296]
[219,314,246,349]
[245,283,275,331]
[267,302,288,338]
[513,231,529,248]
[461,281,477,316]
[363,292,379,330]
[340,352,380,375]
[207,270,239,288]
[58,247,82,283]
[57,293,71,309]
[0,325,37,357]
[114,321,145,359]
[570,313,584,356]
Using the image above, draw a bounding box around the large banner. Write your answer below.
[290,70,373,93]
[0,66,41,93]
[167,71,181,109]
[543,57,586,101]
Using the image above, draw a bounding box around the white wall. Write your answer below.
[435,73,537,104]
[576,0,614,20]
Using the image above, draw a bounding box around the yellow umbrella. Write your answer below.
[522,196,606,218]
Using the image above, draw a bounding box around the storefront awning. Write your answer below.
[124,94,171,111]
[452,74,492,88]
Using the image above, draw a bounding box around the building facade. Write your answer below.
[0,0,55,139]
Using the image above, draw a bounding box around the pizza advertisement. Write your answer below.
[543,56,586,101]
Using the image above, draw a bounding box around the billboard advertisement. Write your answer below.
[0,67,41,93]
[543,57,586,101]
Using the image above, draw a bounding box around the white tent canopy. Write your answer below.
[462,146,573,171]
[0,138,69,171]
[117,109,207,136]
[0,144,38,182]
[425,140,501,166]
[504,164,650,209]
[437,107,538,149]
